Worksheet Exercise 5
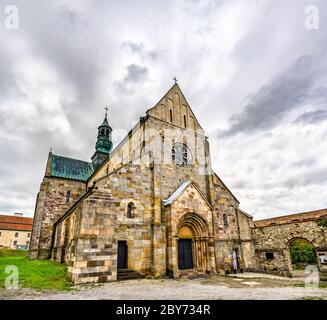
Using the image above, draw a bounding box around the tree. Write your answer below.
[317,218,327,228]
[290,239,316,268]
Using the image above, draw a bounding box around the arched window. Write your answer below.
[101,129,105,135]
[183,115,187,128]
[223,214,228,227]
[172,143,192,166]
[169,109,173,122]
[106,129,109,136]
[127,202,135,218]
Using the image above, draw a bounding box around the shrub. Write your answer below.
[290,239,316,267]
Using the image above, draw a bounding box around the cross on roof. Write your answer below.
[104,106,109,116]
[173,76,178,84]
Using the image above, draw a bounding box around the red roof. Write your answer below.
[0,215,33,231]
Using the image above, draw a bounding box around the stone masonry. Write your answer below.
[29,83,326,284]
[253,209,327,278]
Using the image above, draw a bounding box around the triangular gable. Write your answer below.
[146,83,203,131]
[213,172,240,204]
[163,180,212,209]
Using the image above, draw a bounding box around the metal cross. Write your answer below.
[104,106,109,116]
[173,76,178,84]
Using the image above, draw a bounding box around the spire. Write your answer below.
[91,108,113,168]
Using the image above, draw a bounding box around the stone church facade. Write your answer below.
[29,83,326,284]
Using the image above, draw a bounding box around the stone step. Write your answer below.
[117,269,144,280]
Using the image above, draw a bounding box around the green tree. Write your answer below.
[317,218,327,228]
[290,239,316,268]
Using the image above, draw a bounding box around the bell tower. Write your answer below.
[91,107,113,168]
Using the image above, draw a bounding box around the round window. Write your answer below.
[172,143,192,166]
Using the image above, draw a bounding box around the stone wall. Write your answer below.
[146,83,202,131]
[210,173,256,273]
[253,209,327,277]
[29,176,86,259]
[53,164,155,284]
[238,210,257,271]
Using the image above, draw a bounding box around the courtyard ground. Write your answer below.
[1,273,327,300]
[1,250,326,300]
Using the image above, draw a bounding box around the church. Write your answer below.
[28,82,327,284]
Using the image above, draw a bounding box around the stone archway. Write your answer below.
[173,213,212,276]
[287,237,318,278]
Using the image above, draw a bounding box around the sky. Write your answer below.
[0,0,326,220]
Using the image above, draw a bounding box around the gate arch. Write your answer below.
[174,213,211,275]
[287,237,318,276]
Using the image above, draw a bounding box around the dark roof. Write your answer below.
[51,155,94,182]
[0,215,33,231]
[100,115,111,128]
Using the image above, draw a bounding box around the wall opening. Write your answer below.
[289,238,317,275]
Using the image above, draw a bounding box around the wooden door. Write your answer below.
[118,241,128,269]
[178,239,193,270]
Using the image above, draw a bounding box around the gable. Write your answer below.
[213,172,240,204]
[146,84,203,131]
[163,180,212,209]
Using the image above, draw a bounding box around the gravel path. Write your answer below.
[1,276,327,300]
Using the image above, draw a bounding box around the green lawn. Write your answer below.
[0,249,71,290]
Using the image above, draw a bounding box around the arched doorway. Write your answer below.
[289,238,317,278]
[178,226,193,270]
[175,213,211,275]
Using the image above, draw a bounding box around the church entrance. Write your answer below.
[175,215,211,275]
[118,241,128,269]
[178,239,193,270]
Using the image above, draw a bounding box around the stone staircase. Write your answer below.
[117,269,144,281]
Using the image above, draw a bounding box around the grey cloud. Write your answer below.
[219,50,327,138]
[125,64,148,83]
[122,41,158,61]
[232,179,248,190]
[114,64,149,94]
[283,167,327,189]
[122,42,145,55]
[294,109,327,125]
[292,158,316,168]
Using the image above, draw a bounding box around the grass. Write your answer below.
[0,249,27,257]
[293,281,327,289]
[0,249,72,290]
[297,296,326,300]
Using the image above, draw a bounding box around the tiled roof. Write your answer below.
[51,155,94,182]
[254,208,327,227]
[0,215,33,231]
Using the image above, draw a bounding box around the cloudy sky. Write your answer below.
[0,0,326,219]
